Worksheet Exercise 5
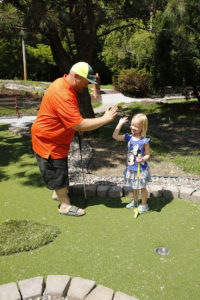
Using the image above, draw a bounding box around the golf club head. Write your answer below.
[134,208,139,219]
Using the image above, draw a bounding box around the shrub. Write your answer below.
[117,69,149,97]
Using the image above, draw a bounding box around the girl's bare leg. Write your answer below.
[133,189,138,201]
[141,187,148,205]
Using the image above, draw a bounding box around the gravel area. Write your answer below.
[68,138,200,189]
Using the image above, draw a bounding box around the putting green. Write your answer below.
[0,124,200,299]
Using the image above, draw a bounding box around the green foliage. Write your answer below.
[0,37,22,79]
[0,36,60,81]
[1,0,161,78]
[151,0,200,93]
[100,20,136,73]
[100,20,154,74]
[118,68,149,97]
[127,30,154,70]
[0,219,60,256]
[25,44,59,81]
[1,0,200,99]
[26,44,55,66]
[0,2,22,35]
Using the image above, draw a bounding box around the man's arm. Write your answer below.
[73,104,118,131]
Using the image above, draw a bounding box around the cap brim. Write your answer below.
[87,78,97,84]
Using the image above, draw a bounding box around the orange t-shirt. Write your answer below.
[31,75,83,159]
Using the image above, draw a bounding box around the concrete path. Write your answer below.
[0,89,184,123]
[0,115,36,126]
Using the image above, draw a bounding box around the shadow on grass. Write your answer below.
[69,195,126,209]
[0,169,9,181]
[0,124,40,184]
[148,196,173,212]
[0,124,33,165]
[69,193,173,211]
[13,171,45,188]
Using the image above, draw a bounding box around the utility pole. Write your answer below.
[21,29,27,80]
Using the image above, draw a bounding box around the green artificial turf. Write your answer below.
[0,220,60,256]
[0,124,200,299]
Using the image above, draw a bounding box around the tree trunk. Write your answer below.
[77,88,95,118]
[47,31,95,117]
[47,30,72,74]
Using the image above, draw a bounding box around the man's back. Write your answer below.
[31,75,83,159]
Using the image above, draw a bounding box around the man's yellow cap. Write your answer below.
[71,62,97,84]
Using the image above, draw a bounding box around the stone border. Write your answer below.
[0,275,138,300]
[70,183,200,203]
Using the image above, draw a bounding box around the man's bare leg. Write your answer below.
[52,190,71,202]
[55,187,85,215]
[52,190,58,200]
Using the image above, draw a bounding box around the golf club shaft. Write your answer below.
[78,134,87,206]
[137,154,141,208]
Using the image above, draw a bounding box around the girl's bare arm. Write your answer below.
[141,143,150,162]
[112,117,128,141]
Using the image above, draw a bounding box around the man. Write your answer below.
[31,62,118,217]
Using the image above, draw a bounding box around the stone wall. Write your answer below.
[0,275,138,300]
[70,183,200,203]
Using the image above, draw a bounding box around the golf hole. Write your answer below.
[154,246,169,256]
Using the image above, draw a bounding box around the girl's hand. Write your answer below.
[118,117,128,126]
[136,157,143,163]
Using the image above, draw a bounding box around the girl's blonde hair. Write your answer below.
[132,113,148,137]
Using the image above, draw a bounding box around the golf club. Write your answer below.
[134,153,141,219]
[77,133,87,208]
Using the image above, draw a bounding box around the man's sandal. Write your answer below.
[59,205,86,217]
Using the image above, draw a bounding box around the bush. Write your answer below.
[117,69,149,97]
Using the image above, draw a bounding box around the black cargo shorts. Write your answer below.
[35,153,69,190]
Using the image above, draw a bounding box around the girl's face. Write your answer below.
[130,118,142,136]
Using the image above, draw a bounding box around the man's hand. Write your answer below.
[73,104,118,132]
[103,104,118,122]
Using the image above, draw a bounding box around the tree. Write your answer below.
[0,0,168,115]
[0,36,22,79]
[151,0,200,100]
[101,20,154,74]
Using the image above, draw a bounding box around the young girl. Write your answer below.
[112,113,151,214]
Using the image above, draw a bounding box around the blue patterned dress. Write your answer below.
[124,133,152,189]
